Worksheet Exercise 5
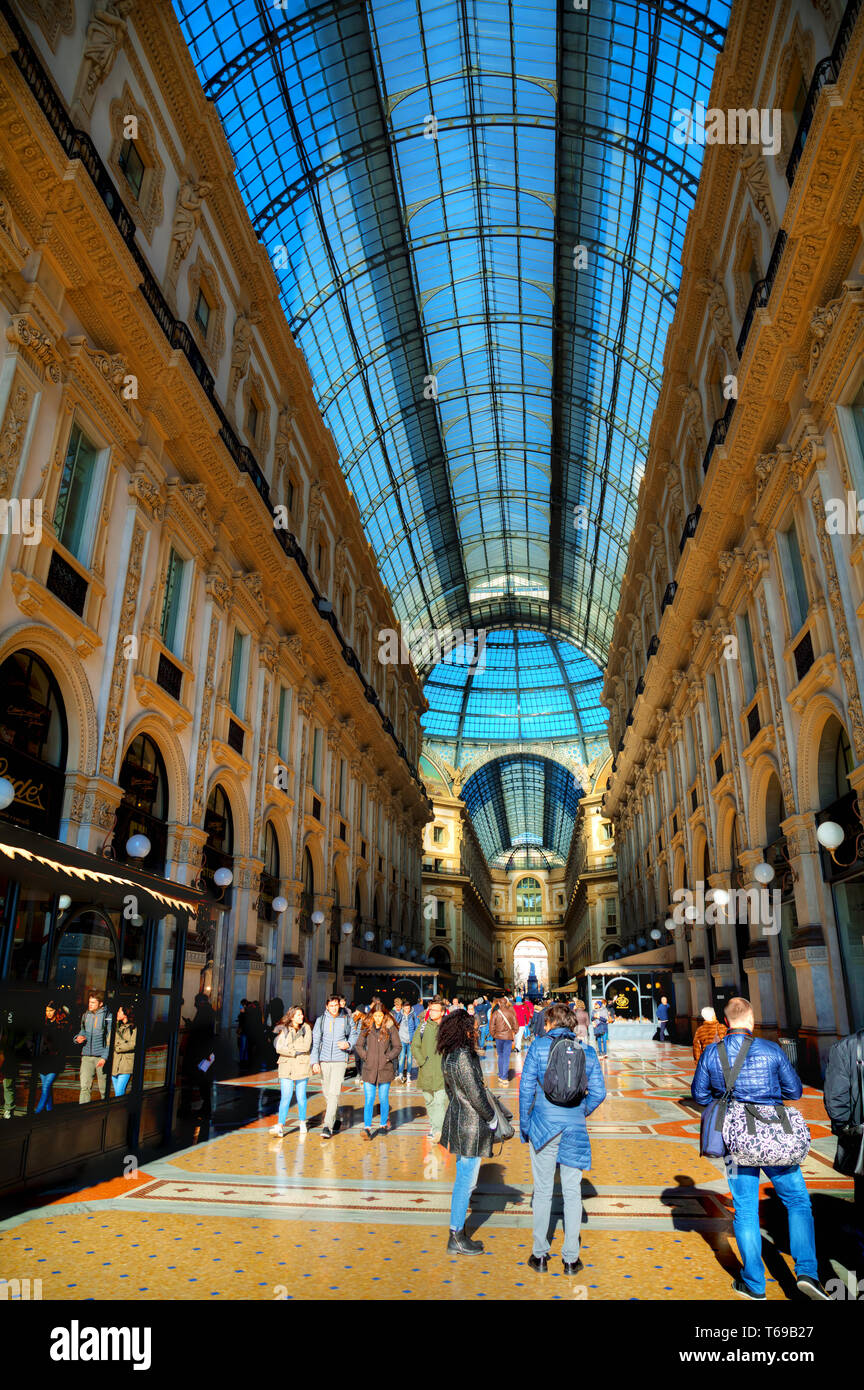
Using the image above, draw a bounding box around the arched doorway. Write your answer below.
[195,785,235,1019]
[116,733,168,874]
[0,649,68,836]
[258,822,281,1004]
[513,938,548,997]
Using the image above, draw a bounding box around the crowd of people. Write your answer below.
[248,987,863,1296]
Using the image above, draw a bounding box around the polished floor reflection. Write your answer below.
[0,1042,858,1301]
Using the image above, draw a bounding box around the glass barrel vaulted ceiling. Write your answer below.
[174,0,730,862]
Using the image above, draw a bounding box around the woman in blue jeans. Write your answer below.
[438,1009,499,1254]
[35,1003,71,1113]
[354,1000,400,1139]
[592,1002,609,1057]
[269,1005,313,1137]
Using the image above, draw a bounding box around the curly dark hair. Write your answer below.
[436,1009,475,1055]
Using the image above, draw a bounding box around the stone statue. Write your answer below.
[229,308,257,399]
[169,178,212,278]
[81,1,134,98]
[738,146,775,232]
[676,382,706,457]
[697,273,737,365]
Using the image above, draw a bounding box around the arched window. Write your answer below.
[117,733,168,873]
[516,876,543,923]
[0,649,68,835]
[258,821,280,921]
[202,785,233,899]
[303,845,314,898]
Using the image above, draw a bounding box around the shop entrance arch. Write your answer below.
[513,938,548,997]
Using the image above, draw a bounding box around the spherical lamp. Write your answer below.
[816,821,845,852]
[684,903,699,922]
[410,948,417,958]
[272,896,288,914]
[711,887,730,908]
[213,867,233,888]
[650,928,662,941]
[383,938,392,949]
[58,894,72,911]
[341,920,353,935]
[0,776,15,810]
[311,910,325,925]
[125,833,151,860]
[753,861,775,886]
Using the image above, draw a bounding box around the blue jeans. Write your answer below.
[595,1031,608,1056]
[397,1043,412,1076]
[495,1039,512,1081]
[363,1081,391,1128]
[278,1077,308,1125]
[450,1155,482,1230]
[479,1023,489,1049]
[725,1160,818,1296]
[530,1133,583,1263]
[112,1072,132,1097]
[34,1072,57,1113]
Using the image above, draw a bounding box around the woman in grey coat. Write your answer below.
[438,1009,497,1255]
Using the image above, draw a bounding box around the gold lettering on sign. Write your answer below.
[0,757,46,810]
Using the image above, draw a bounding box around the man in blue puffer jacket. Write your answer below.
[692,995,827,1301]
[519,1002,606,1275]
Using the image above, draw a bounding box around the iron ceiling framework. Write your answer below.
[461,753,583,868]
[174,0,729,859]
[174,0,728,665]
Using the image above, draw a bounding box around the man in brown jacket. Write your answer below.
[490,994,518,1085]
[692,1005,727,1061]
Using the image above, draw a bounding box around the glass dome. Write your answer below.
[421,628,608,757]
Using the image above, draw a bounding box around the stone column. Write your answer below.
[783,811,850,1076]
[736,848,778,1034]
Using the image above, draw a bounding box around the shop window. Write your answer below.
[0,650,68,837]
[142,994,170,1090]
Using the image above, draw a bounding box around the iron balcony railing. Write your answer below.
[702,395,737,475]
[786,0,862,186]
[679,505,701,553]
[736,230,788,358]
[2,0,423,791]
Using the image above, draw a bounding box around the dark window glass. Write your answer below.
[119,138,144,197]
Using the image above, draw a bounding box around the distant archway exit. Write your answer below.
[513,938,548,996]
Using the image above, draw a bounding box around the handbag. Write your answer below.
[484,1087,515,1145]
[717,1039,810,1167]
[699,1035,752,1157]
[833,1036,864,1177]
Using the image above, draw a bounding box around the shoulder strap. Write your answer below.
[716,1034,752,1096]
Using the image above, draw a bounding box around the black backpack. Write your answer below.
[542,1034,588,1106]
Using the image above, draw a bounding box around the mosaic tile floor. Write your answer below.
[0,1043,857,1301]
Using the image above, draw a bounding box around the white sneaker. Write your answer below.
[269,1123,285,1137]
[298,1120,308,1135]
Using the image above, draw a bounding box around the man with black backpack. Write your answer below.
[518,1002,606,1275]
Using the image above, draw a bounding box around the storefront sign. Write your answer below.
[0,746,64,834]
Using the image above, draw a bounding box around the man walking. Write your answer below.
[823,1024,864,1218]
[519,1003,606,1274]
[411,995,447,1142]
[311,995,359,1138]
[74,990,112,1104]
[655,995,670,1042]
[691,996,828,1300]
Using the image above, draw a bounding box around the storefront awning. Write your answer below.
[0,820,204,920]
[584,946,676,973]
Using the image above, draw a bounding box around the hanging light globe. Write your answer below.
[364,930,375,942]
[0,776,15,810]
[213,867,233,888]
[711,888,730,908]
[126,834,151,859]
[311,910,325,925]
[753,861,775,885]
[272,896,288,914]
[341,920,353,935]
[816,821,844,851]
[650,928,662,941]
[383,938,392,949]
[664,917,675,932]
[58,894,72,911]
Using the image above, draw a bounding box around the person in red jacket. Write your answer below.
[513,997,528,1053]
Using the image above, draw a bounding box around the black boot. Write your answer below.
[447,1226,484,1255]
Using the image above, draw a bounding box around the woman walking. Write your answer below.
[354,998,400,1139]
[111,1005,137,1097]
[34,1003,71,1113]
[591,1000,609,1057]
[270,1005,313,1136]
[438,1009,498,1254]
[490,994,518,1085]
